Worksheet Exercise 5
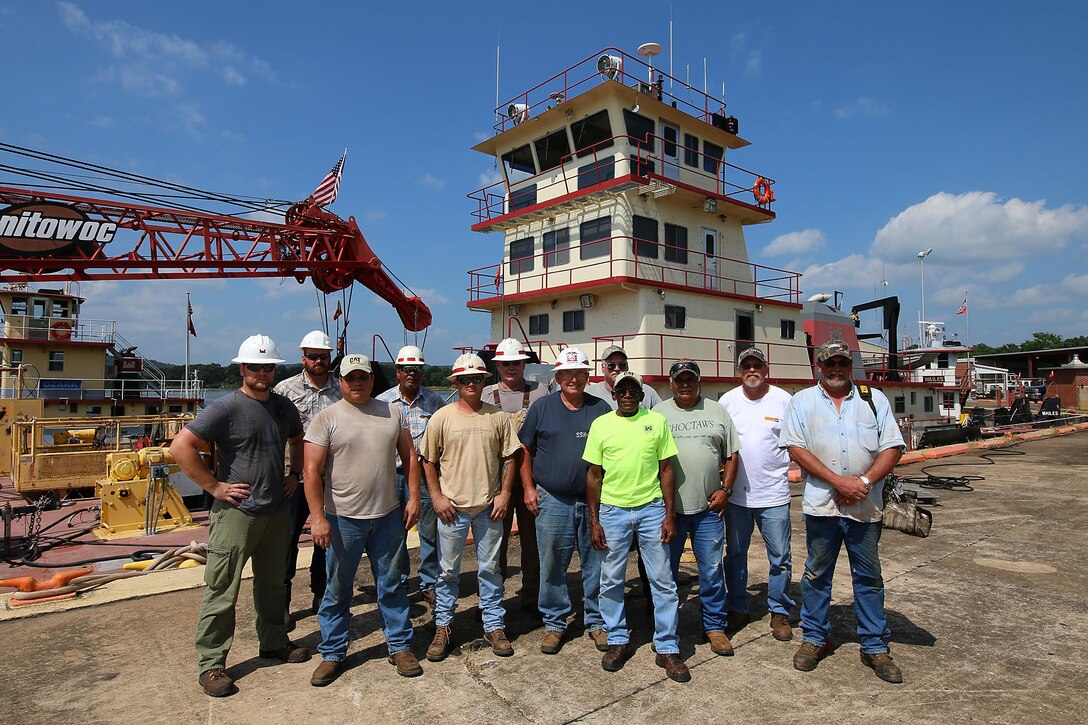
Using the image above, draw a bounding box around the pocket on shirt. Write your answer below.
[857,421,880,455]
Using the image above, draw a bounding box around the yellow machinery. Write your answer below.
[95,446,198,540]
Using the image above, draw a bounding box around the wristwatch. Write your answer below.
[858,475,873,492]
[721,486,733,496]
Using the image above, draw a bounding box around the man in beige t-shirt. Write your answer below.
[420,353,519,661]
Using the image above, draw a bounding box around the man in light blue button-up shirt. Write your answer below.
[780,340,905,684]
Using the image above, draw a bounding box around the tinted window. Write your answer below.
[703,140,723,175]
[508,237,534,275]
[633,215,658,259]
[780,319,796,339]
[664,305,686,329]
[534,129,571,172]
[578,158,616,189]
[563,309,585,332]
[683,133,699,167]
[664,223,688,264]
[580,217,611,260]
[501,144,535,182]
[529,314,549,335]
[544,228,570,267]
[508,183,537,212]
[571,110,614,158]
[622,110,656,152]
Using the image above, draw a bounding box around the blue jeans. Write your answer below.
[534,486,603,633]
[724,501,795,616]
[598,499,680,654]
[396,473,439,592]
[668,508,727,633]
[800,514,890,654]
[317,509,413,661]
[435,505,505,632]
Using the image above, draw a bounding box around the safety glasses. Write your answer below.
[396,365,423,374]
[304,353,331,361]
[605,361,629,371]
[245,363,276,373]
[343,373,372,383]
[456,376,486,386]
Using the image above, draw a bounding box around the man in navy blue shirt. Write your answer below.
[519,347,613,655]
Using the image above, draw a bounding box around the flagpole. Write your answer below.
[965,291,970,348]
[185,291,191,398]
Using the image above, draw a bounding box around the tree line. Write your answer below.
[971,332,1088,355]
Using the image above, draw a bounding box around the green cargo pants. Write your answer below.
[195,500,292,673]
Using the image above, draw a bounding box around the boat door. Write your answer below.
[735,310,755,360]
[660,121,680,180]
[701,227,719,290]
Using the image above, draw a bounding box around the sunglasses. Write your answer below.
[245,363,276,373]
[344,373,372,382]
[304,353,331,361]
[822,358,852,369]
[615,387,641,398]
[457,376,486,385]
[498,361,524,367]
[739,361,765,370]
[397,365,423,374]
[605,362,629,371]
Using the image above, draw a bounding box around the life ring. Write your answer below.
[50,320,73,340]
[752,177,774,205]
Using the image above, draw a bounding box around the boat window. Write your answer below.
[529,314,549,336]
[562,309,585,332]
[664,305,686,330]
[937,353,949,369]
[32,299,47,318]
[622,110,656,152]
[51,300,69,318]
[169,404,183,414]
[923,396,934,413]
[780,319,795,339]
[664,223,688,264]
[633,215,658,259]
[10,296,27,316]
[534,129,571,173]
[544,228,570,268]
[501,144,536,183]
[910,391,917,405]
[86,406,102,415]
[508,183,537,212]
[894,396,905,414]
[10,349,22,364]
[702,140,724,175]
[683,134,699,167]
[579,216,611,260]
[508,237,535,276]
[942,392,955,409]
[577,158,616,189]
[571,110,614,158]
[48,351,64,371]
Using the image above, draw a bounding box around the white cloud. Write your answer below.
[221,66,246,86]
[834,96,888,119]
[88,115,115,129]
[763,228,825,257]
[419,174,446,191]
[796,254,885,297]
[477,169,502,187]
[1059,273,1088,295]
[1008,284,1054,306]
[729,33,762,79]
[871,191,1088,262]
[413,288,449,306]
[365,210,387,222]
[473,131,490,143]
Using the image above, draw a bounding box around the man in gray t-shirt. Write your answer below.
[170,334,309,698]
[653,360,739,657]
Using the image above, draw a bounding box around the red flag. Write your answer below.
[956,293,967,315]
[333,301,342,321]
[311,151,346,207]
[187,299,197,337]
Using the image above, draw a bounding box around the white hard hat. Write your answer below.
[448,352,488,379]
[554,347,591,371]
[493,337,530,362]
[395,345,426,365]
[232,334,285,364]
[298,330,333,350]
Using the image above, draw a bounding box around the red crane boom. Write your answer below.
[0,186,431,331]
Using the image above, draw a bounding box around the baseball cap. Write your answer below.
[737,347,767,366]
[600,345,627,360]
[340,354,373,375]
[613,371,644,389]
[669,360,701,379]
[816,340,852,363]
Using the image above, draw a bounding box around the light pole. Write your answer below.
[917,248,933,334]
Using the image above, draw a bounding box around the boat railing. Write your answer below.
[468,234,801,304]
[469,132,774,226]
[1,315,115,344]
[492,47,741,135]
[111,330,170,393]
[10,377,204,402]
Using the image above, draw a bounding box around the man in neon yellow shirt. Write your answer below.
[584,372,690,683]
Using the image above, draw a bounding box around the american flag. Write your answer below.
[187,298,197,337]
[956,293,968,315]
[311,150,346,207]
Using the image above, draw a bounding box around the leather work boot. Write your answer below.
[861,651,904,683]
[259,641,311,664]
[770,613,794,641]
[427,625,453,661]
[484,629,515,657]
[421,588,436,608]
[655,653,692,683]
[310,660,341,687]
[727,610,750,632]
[793,641,831,672]
[587,628,609,652]
[540,630,563,655]
[388,650,424,677]
[601,644,629,672]
[705,630,735,656]
[199,667,235,697]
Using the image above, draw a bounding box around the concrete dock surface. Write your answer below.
[1,434,1085,724]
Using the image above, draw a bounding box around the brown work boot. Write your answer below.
[484,629,514,657]
[421,588,436,608]
[198,667,235,697]
[601,644,628,671]
[310,659,341,687]
[705,630,735,656]
[655,653,692,683]
[427,625,453,661]
[770,613,794,641]
[861,651,904,683]
[587,628,609,652]
[727,610,750,632]
[388,650,424,677]
[259,640,311,663]
[793,641,830,671]
[540,630,563,655]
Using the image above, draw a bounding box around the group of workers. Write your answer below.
[169,331,906,698]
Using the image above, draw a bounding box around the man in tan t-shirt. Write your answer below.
[303,354,422,687]
[420,352,519,661]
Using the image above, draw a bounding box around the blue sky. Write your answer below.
[1,1,1085,364]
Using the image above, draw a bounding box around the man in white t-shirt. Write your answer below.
[719,347,796,642]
